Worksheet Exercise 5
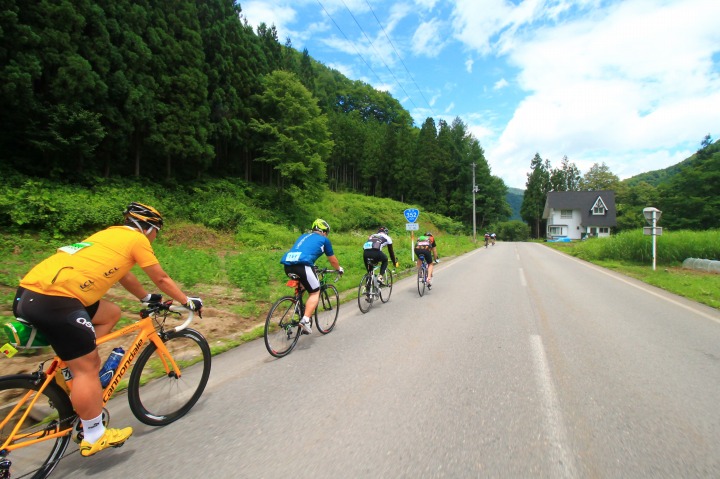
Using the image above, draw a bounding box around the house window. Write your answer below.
[599,227,609,234]
[548,226,563,236]
[560,209,573,219]
[592,197,608,215]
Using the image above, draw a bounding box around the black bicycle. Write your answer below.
[264,268,342,358]
[357,258,393,313]
[417,253,430,297]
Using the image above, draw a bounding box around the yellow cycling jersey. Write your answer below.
[19,226,159,306]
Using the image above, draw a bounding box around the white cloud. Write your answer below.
[241,1,298,37]
[465,58,474,73]
[411,18,447,57]
[493,78,509,90]
[413,0,439,9]
[326,61,357,79]
[450,0,720,188]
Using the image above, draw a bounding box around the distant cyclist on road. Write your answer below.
[280,219,343,335]
[362,227,398,284]
[490,232,497,245]
[13,202,203,458]
[414,234,436,287]
[484,232,490,247]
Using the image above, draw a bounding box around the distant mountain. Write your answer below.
[623,142,720,187]
[506,187,524,220]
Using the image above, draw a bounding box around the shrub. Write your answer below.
[567,229,720,264]
[495,220,531,241]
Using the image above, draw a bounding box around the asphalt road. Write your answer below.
[55,242,720,478]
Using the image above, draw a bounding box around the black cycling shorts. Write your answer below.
[13,287,100,361]
[363,249,387,272]
[283,264,321,293]
[414,248,434,263]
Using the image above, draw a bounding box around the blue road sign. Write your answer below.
[404,208,419,223]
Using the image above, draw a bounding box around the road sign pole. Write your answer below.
[411,231,415,261]
[643,207,662,271]
[404,208,420,262]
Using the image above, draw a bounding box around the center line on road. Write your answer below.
[519,268,527,287]
[531,334,578,478]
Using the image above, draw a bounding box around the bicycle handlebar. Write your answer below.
[141,301,196,333]
[317,268,343,283]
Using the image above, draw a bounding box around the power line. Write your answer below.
[315,0,385,87]
[339,0,419,111]
[363,0,437,117]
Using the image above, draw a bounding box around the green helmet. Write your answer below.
[312,218,331,234]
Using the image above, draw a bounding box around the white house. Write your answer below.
[542,190,617,240]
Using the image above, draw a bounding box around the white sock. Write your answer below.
[302,316,310,323]
[82,414,105,444]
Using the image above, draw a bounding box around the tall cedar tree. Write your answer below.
[249,70,333,198]
[521,153,551,238]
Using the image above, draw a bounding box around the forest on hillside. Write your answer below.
[0,0,510,230]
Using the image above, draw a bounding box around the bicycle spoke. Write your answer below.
[380,270,393,303]
[357,274,373,313]
[315,284,339,334]
[0,377,74,479]
[264,297,302,357]
[128,329,211,426]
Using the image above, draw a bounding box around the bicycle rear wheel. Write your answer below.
[417,264,426,297]
[379,270,393,303]
[0,375,74,479]
[128,328,211,426]
[264,296,302,358]
[357,274,373,313]
[315,284,339,334]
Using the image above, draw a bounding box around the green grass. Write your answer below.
[544,230,720,310]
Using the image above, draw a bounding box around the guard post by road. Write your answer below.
[643,207,662,271]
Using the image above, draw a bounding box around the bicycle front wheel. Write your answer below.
[357,274,373,313]
[0,375,74,479]
[128,328,211,426]
[264,296,302,358]
[417,265,426,297]
[315,284,340,334]
[379,270,393,303]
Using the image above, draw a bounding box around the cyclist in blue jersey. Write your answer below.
[280,219,343,334]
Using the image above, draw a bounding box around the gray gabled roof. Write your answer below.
[542,190,617,227]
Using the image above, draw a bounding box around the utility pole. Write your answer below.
[472,163,478,242]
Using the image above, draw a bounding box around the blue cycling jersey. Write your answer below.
[280,232,335,266]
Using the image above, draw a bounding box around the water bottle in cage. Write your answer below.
[99,347,125,388]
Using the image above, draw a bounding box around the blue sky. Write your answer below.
[241,0,720,189]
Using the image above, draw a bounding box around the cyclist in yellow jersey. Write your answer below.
[13,203,203,457]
